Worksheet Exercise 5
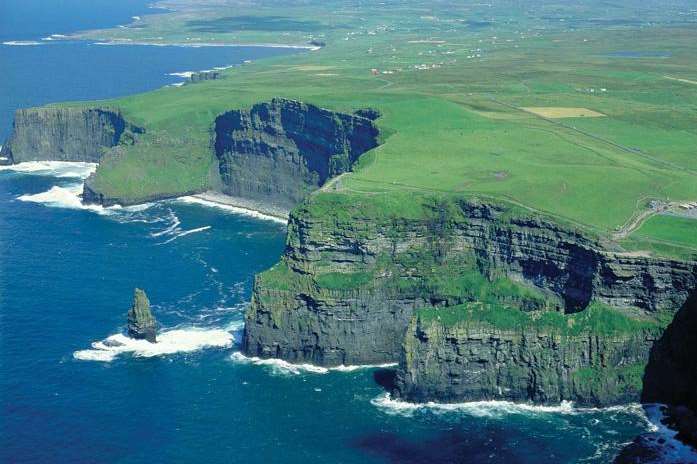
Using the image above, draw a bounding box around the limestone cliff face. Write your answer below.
[189,70,220,82]
[213,98,379,213]
[0,107,142,165]
[127,288,157,343]
[245,196,696,404]
[394,311,657,405]
[612,290,697,462]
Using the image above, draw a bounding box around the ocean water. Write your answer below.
[0,2,655,463]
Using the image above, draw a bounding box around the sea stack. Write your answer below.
[127,288,157,343]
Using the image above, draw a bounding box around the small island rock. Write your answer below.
[127,288,157,343]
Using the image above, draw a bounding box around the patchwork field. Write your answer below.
[51,0,697,258]
[521,107,606,118]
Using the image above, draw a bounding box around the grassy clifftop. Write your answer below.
[30,0,697,257]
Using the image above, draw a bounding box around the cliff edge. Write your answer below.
[1,107,142,165]
[244,193,696,405]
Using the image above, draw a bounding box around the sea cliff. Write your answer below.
[5,98,697,408]
[244,194,696,405]
[0,107,142,165]
[214,98,379,215]
[4,99,380,210]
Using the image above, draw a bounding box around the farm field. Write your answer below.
[55,0,697,258]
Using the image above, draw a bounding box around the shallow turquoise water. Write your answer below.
[0,2,654,463]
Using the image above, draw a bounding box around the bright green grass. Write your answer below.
[32,0,697,256]
[315,271,373,290]
[571,363,646,392]
[631,215,697,249]
[417,301,668,336]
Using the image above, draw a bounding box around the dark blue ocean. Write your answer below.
[0,2,654,463]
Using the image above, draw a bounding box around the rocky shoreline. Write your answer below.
[4,99,697,449]
[189,191,290,222]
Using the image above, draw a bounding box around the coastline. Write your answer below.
[183,191,289,224]
[85,39,320,51]
[4,36,321,51]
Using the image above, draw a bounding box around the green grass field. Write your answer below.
[53,0,697,257]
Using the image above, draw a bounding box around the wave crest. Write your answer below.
[230,352,396,375]
[74,327,234,362]
[3,40,42,46]
[0,161,97,179]
[371,393,645,418]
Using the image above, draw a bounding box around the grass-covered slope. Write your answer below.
[20,0,697,256]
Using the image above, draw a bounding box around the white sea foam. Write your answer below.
[16,182,151,216]
[132,16,141,21]
[230,352,396,375]
[177,195,287,224]
[74,327,234,362]
[42,34,68,41]
[93,40,316,50]
[168,71,194,78]
[41,34,68,41]
[3,162,156,215]
[371,392,645,418]
[15,181,151,216]
[637,404,697,462]
[159,226,211,244]
[150,211,181,237]
[18,184,106,212]
[3,40,42,46]
[0,161,97,179]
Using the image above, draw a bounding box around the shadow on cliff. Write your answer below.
[373,368,398,391]
[642,287,697,409]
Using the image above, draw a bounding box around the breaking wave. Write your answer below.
[148,210,211,244]
[177,195,286,224]
[3,162,157,216]
[370,392,647,419]
[93,41,317,50]
[18,183,106,213]
[3,40,42,46]
[16,181,151,216]
[168,71,194,78]
[0,161,97,179]
[74,326,235,362]
[158,226,212,244]
[41,34,68,41]
[230,352,397,375]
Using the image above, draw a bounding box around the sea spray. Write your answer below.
[370,392,648,419]
[177,195,287,224]
[0,161,97,178]
[230,352,397,376]
[74,327,234,362]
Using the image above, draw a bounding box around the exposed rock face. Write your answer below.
[127,288,157,343]
[189,70,220,83]
[614,405,697,463]
[244,196,697,404]
[613,290,697,459]
[643,290,697,410]
[213,98,380,214]
[393,309,657,405]
[0,107,142,164]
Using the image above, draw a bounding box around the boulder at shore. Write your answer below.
[127,288,157,343]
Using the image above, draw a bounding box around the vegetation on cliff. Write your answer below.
[5,0,697,406]
[5,0,696,256]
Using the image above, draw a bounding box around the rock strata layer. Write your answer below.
[393,307,657,405]
[127,288,157,343]
[214,98,380,213]
[244,195,697,405]
[189,70,220,82]
[0,107,142,165]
